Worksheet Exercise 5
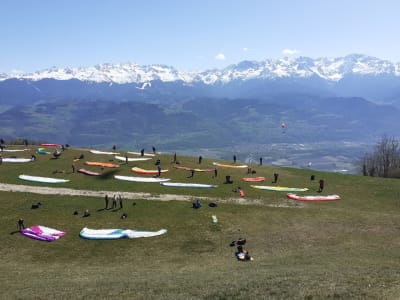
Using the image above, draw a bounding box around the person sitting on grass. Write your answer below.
[235,245,253,261]
[192,199,201,209]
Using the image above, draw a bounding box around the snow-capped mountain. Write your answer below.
[2,54,400,84]
[1,54,400,108]
[0,64,193,84]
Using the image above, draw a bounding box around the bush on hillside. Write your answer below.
[358,135,400,178]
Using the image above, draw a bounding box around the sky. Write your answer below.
[1,0,400,73]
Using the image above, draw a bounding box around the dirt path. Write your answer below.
[0,182,255,204]
[0,183,303,208]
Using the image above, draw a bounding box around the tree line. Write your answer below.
[0,138,50,147]
[358,136,400,178]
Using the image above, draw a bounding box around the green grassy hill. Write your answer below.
[0,145,399,299]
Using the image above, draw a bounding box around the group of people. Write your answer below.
[232,155,263,166]
[11,145,331,270]
[76,193,126,219]
[310,175,325,192]
[76,193,125,219]
[104,194,123,210]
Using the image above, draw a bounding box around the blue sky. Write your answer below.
[1,0,399,73]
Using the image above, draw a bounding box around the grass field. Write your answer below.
[0,145,399,299]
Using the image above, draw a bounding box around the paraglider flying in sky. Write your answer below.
[280,122,286,133]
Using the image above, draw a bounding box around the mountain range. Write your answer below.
[0,54,400,106]
[1,54,400,172]
[2,54,400,83]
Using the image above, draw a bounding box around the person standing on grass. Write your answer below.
[198,155,202,164]
[187,169,195,178]
[318,179,325,192]
[259,157,263,166]
[112,195,117,209]
[119,194,123,209]
[17,218,25,230]
[157,164,162,177]
[105,194,109,209]
[247,166,252,174]
[233,155,237,163]
[273,171,279,183]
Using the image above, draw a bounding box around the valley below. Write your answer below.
[174,140,370,174]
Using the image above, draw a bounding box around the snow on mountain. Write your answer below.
[196,54,400,84]
[6,63,194,84]
[0,72,8,80]
[2,54,400,85]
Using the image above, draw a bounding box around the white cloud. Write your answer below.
[214,53,226,61]
[282,49,299,55]
[243,47,248,52]
[10,69,25,75]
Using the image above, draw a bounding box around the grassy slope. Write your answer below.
[0,146,399,299]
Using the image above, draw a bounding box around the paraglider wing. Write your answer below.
[280,122,287,133]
